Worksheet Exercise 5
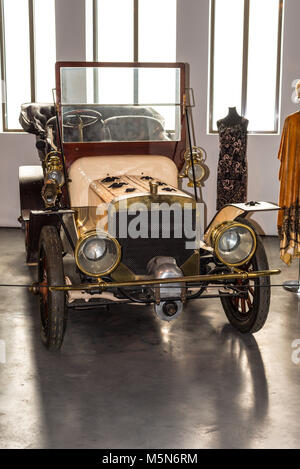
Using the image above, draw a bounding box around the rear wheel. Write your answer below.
[220,218,270,334]
[38,225,67,350]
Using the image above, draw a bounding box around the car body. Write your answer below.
[18,62,281,350]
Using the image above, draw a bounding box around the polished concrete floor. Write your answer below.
[0,227,299,449]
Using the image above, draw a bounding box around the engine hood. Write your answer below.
[88,175,193,206]
[74,175,195,236]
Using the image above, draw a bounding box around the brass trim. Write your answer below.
[44,151,64,186]
[50,268,281,292]
[112,193,195,211]
[211,221,257,267]
[181,250,200,276]
[149,181,158,195]
[204,206,245,243]
[111,262,137,282]
[74,230,122,277]
[179,146,208,187]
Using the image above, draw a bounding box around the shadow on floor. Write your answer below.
[29,295,269,448]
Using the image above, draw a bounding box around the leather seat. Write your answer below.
[19,103,166,142]
[104,115,168,141]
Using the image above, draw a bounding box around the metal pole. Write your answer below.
[283,259,300,294]
[185,108,198,202]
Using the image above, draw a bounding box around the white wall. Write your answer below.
[55,0,86,61]
[0,0,299,233]
[177,0,300,235]
[0,133,36,226]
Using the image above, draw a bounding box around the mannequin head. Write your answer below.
[296,80,300,100]
[228,107,239,115]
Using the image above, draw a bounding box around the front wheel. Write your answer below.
[38,225,67,350]
[220,218,270,334]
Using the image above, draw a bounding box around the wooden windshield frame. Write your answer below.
[55,61,187,170]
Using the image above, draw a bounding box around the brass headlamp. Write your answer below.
[42,151,64,207]
[211,221,257,267]
[75,230,121,277]
[179,146,208,187]
[44,151,65,187]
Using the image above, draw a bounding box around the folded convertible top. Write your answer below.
[19,103,55,135]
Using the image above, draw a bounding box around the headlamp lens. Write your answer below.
[75,232,120,276]
[215,223,256,266]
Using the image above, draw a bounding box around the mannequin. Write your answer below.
[217,107,249,130]
[277,81,300,265]
[296,79,300,102]
[216,107,249,210]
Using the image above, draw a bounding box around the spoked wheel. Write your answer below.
[230,271,257,317]
[220,218,270,334]
[38,225,67,350]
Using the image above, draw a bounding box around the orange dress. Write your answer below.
[277,111,300,265]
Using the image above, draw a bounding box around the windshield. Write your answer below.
[60,66,181,143]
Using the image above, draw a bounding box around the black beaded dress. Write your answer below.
[216,109,248,211]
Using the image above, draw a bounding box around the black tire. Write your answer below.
[220,217,270,334]
[38,225,67,350]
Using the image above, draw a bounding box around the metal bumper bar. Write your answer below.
[49,269,281,292]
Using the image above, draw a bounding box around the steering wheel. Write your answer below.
[63,109,103,142]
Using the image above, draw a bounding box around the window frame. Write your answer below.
[89,0,139,63]
[88,0,177,105]
[89,0,177,63]
[208,0,284,135]
[0,0,53,132]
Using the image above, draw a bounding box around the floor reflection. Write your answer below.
[212,325,268,448]
[28,297,269,448]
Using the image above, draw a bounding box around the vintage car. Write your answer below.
[18,62,280,350]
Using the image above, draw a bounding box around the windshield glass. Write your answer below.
[60,66,181,143]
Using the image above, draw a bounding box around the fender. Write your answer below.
[19,165,44,223]
[26,209,76,264]
[19,167,77,264]
[204,201,281,244]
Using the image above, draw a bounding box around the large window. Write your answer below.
[85,0,177,139]
[0,0,56,131]
[209,0,284,134]
[86,0,177,62]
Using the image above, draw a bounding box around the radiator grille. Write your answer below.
[112,208,196,274]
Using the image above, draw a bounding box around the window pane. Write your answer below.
[211,0,244,131]
[139,0,177,61]
[246,0,280,132]
[3,0,31,129]
[60,66,181,142]
[61,67,134,105]
[34,0,56,103]
[97,0,133,61]
[96,68,134,104]
[138,68,180,131]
